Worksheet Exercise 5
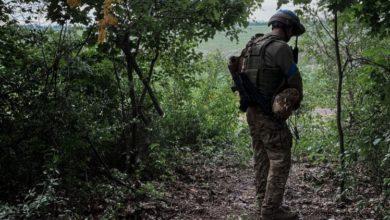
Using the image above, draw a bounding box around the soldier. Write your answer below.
[232,9,305,220]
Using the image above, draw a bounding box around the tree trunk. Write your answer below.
[116,34,163,174]
[125,52,138,173]
[117,35,139,173]
[333,9,346,195]
[112,56,126,121]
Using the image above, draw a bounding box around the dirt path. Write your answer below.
[146,154,383,220]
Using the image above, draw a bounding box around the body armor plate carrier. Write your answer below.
[240,34,285,99]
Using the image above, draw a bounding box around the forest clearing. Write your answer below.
[0,0,389,219]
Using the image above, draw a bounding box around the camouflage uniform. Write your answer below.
[244,33,303,215]
[247,105,292,213]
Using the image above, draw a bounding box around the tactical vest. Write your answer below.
[240,34,285,98]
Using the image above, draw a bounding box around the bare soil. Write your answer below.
[134,153,386,220]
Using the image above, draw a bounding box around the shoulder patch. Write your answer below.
[287,63,298,77]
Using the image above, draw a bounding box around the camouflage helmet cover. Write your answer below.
[268,9,306,36]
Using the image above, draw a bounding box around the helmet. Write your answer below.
[268,9,306,36]
[272,88,300,120]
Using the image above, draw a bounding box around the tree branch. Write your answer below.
[84,135,129,187]
[352,57,390,72]
[140,49,160,104]
[128,53,164,116]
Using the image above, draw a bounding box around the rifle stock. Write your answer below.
[228,56,272,114]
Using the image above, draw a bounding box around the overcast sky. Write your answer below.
[250,0,296,22]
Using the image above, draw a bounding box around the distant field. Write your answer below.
[197,25,270,57]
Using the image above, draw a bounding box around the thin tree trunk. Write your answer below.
[333,9,346,195]
[125,52,138,173]
[118,35,139,173]
[117,34,163,173]
[112,56,126,121]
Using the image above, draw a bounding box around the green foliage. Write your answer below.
[0,24,123,211]
[135,182,163,200]
[279,0,390,36]
[0,170,72,219]
[1,0,389,217]
[288,1,390,192]
[147,51,251,171]
[0,20,252,217]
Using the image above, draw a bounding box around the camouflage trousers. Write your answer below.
[246,106,292,214]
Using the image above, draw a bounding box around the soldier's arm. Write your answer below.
[274,44,303,109]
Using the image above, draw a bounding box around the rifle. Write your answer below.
[228,56,273,114]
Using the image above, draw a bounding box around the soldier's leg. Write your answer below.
[253,134,269,210]
[246,107,270,211]
[261,123,292,215]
